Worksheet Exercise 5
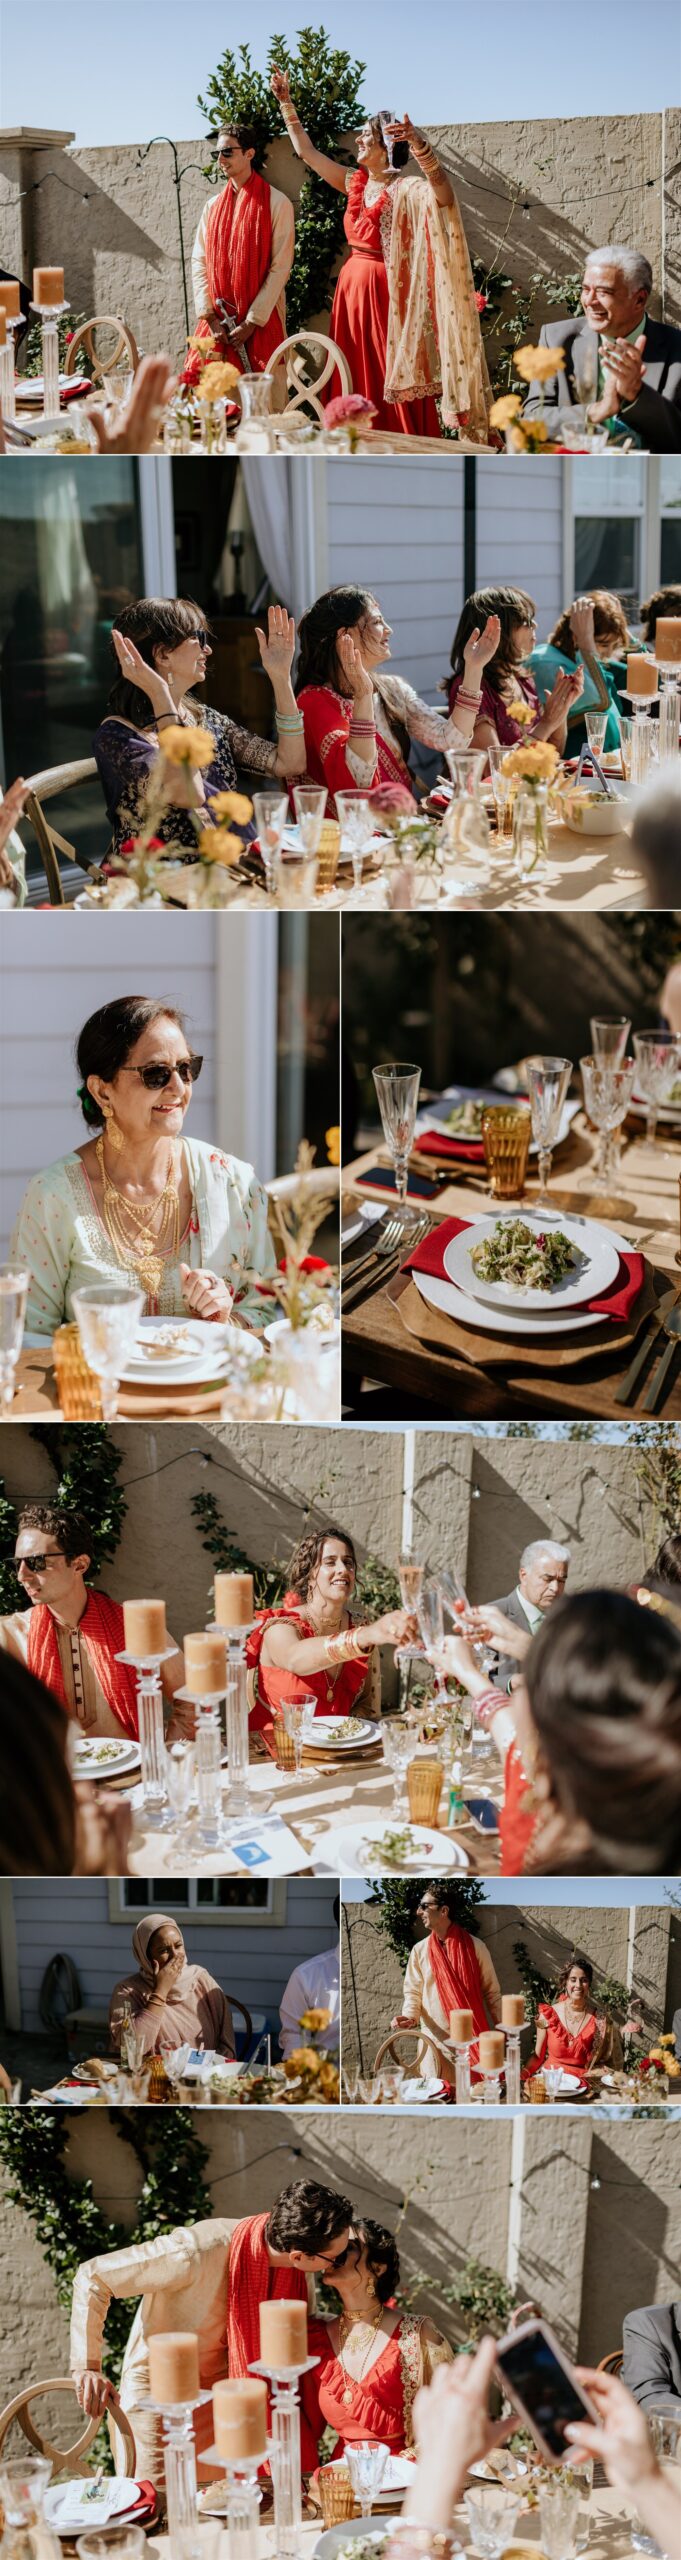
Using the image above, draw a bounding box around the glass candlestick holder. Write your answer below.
[29,297,69,419]
[0,316,22,424]
[207,1618,267,1832]
[248,2357,319,2560]
[114,1647,177,1826]
[621,692,656,786]
[198,2443,262,2559]
[452,2040,474,2105]
[141,2390,212,2560]
[174,1687,226,1851]
[657,668,681,761]
[504,2030,522,2107]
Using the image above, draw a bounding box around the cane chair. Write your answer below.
[21,759,101,903]
[373,2024,453,2078]
[64,318,140,388]
[596,2351,624,2376]
[0,2379,136,2476]
[265,331,352,422]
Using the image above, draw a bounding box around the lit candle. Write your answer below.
[654,618,681,667]
[449,2008,475,2044]
[33,266,64,307]
[213,2378,268,2463]
[501,1995,525,2030]
[214,1571,254,1628]
[184,1631,227,1694]
[0,282,20,319]
[479,2031,506,2074]
[259,2300,308,2368]
[626,655,658,700]
[148,2332,200,2404]
[123,1599,167,1657]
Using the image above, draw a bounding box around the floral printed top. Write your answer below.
[93,704,278,860]
[11,1136,277,1334]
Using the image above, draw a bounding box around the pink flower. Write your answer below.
[475,292,487,313]
[371,783,416,816]
[325,394,377,431]
[65,329,75,343]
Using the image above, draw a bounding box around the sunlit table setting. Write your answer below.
[146,2473,660,2555]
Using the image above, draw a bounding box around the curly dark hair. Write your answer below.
[265,2179,353,2256]
[17,1504,93,1565]
[525,1590,681,1874]
[639,585,681,646]
[556,1952,594,1992]
[288,1525,358,1599]
[641,1534,681,1592]
[349,2216,400,2305]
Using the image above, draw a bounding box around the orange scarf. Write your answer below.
[195,173,282,373]
[427,1924,491,2062]
[26,1589,140,1736]
[227,2211,319,2471]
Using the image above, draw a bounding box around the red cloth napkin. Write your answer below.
[120,2484,157,2526]
[403,1215,644,1322]
[414,1129,486,1164]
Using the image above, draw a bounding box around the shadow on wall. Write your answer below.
[9,150,167,324]
[579,2137,673,2367]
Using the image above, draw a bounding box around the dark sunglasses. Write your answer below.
[320,2240,356,2269]
[122,1056,203,1091]
[15,1552,57,1571]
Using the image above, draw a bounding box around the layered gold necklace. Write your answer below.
[337,2307,385,2405]
[95,1133,181,1298]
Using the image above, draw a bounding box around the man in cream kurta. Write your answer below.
[392,1889,502,2086]
[191,126,294,382]
[0,1508,186,1736]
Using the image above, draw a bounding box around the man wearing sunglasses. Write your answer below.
[191,120,294,384]
[0,1503,187,1741]
[72,2180,358,2484]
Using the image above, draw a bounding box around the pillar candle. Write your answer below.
[654,618,681,667]
[123,1598,167,1657]
[33,266,64,306]
[184,1631,227,1694]
[501,1995,525,2030]
[213,2378,268,2463]
[214,1571,254,1628]
[0,282,20,319]
[449,2008,474,2043]
[148,2332,200,2404]
[626,655,658,699]
[259,2300,308,2368]
[478,2031,506,2074]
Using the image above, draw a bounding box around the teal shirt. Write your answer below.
[529,643,622,756]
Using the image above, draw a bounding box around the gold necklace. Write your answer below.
[96,1133,181,1298]
[311,1606,350,1704]
[337,2307,385,2405]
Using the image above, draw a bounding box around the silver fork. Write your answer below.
[341,1211,403,1284]
[342,1214,431,1310]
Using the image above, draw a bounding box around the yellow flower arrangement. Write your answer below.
[283,2047,322,2078]
[318,2060,341,2102]
[489,394,522,428]
[514,344,566,384]
[209,789,253,825]
[325,1125,341,1166]
[502,741,560,783]
[506,698,535,730]
[298,2007,333,2035]
[197,827,243,867]
[196,361,241,401]
[659,2033,676,2048]
[158,724,215,769]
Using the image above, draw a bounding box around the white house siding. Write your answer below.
[9,1879,339,2036]
[475,458,565,632]
[324,459,466,704]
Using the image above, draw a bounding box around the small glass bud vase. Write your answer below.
[199,398,227,454]
[512,782,550,879]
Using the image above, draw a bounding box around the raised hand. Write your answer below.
[385,112,423,148]
[112,627,174,713]
[271,66,294,108]
[337,627,373,708]
[90,354,176,457]
[569,596,596,657]
[463,613,501,674]
[255,604,296,680]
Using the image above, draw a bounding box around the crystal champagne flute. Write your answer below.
[524,1055,572,1197]
[252,790,289,896]
[372,1060,422,1229]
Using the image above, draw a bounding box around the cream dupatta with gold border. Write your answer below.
[382,172,491,440]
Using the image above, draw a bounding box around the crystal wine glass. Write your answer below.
[537,2473,583,2560]
[572,336,599,415]
[372,1061,422,1228]
[252,790,289,895]
[336,790,375,891]
[0,1264,29,1409]
[281,1692,316,1782]
[464,2486,522,2560]
[292,783,327,852]
[590,1016,631,1063]
[585,711,608,760]
[399,1556,424,1610]
[524,1055,572,1197]
[344,2441,389,2520]
[580,1053,637,1185]
[382,1715,415,1814]
[71,1283,145,1420]
[632,1030,681,1144]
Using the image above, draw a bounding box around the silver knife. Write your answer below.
[614,1287,679,1404]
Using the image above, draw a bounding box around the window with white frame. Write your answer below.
[109,1880,287,1925]
[570,459,646,615]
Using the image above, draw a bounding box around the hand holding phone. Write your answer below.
[494,2321,599,2464]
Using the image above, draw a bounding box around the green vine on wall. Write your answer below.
[0,1428,126,1615]
[197,29,366,335]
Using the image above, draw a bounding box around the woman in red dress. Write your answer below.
[524,1956,622,2087]
[308,2220,453,2460]
[296,585,501,815]
[271,74,490,440]
[245,1524,414,1735]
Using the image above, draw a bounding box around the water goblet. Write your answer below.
[281,1692,316,1782]
[464,2484,522,2560]
[580,1052,637,1186]
[372,1060,422,1228]
[252,790,289,895]
[538,2471,583,2560]
[0,1264,29,1409]
[382,1715,415,1815]
[292,783,328,854]
[336,790,375,891]
[344,2440,389,2520]
[632,1030,681,1144]
[71,1283,144,1421]
[524,1055,572,1197]
[585,711,608,761]
[590,1016,631,1062]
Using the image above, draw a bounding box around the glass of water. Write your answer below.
[71,1283,144,1420]
[292,783,327,853]
[0,1264,29,1409]
[344,2441,389,2519]
[538,2471,583,2560]
[585,712,608,760]
[336,790,375,891]
[464,2484,522,2559]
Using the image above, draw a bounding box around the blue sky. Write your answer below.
[2,1,680,144]
[345,1881,676,1905]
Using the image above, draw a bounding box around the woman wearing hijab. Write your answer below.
[109,1914,235,2058]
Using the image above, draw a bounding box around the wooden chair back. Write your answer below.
[373,2025,453,2076]
[0,2379,136,2476]
[265,331,352,421]
[64,318,140,387]
[22,760,100,903]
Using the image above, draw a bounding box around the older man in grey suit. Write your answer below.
[523,247,681,453]
[469,1539,571,1695]
[622,2302,681,2420]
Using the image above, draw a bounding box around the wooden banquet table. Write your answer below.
[150,2480,655,2553]
[4,1345,230,1422]
[110,1733,502,1881]
[151,820,646,917]
[341,1110,681,1419]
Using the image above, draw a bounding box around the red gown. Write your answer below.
[309,2318,411,2454]
[245,1592,369,1735]
[499,1740,537,1876]
[330,169,442,438]
[531,2002,600,2089]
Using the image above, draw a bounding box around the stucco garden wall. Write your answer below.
[341,1899,678,2074]
[1,111,678,371]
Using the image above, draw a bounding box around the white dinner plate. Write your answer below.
[398,2077,446,2103]
[304,1716,379,1752]
[45,2483,146,2533]
[313,2529,389,2557]
[69,1736,141,1781]
[546,2067,585,2096]
[413,1220,634,1340]
[443,1209,620,1312]
[124,1318,233,1384]
[320,1819,469,1877]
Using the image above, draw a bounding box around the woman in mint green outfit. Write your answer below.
[530,591,632,758]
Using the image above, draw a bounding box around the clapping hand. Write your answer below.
[463,614,501,677]
[604,336,646,406]
[255,603,296,680]
[337,627,374,711]
[544,664,584,731]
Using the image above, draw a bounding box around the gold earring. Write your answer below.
[102,1101,123,1154]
